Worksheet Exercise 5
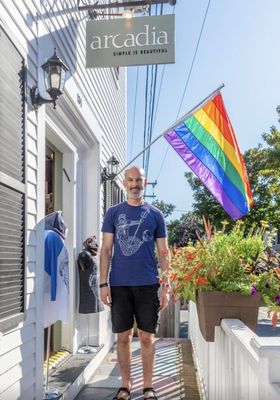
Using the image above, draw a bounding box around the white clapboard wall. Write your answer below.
[0,1,126,399]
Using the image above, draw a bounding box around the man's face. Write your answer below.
[124,167,147,199]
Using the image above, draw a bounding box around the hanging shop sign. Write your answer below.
[86,14,175,68]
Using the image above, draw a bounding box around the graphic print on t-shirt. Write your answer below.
[89,259,99,299]
[59,248,69,291]
[116,210,153,256]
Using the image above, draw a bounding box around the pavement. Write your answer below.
[73,309,200,400]
[74,336,200,400]
[46,308,279,400]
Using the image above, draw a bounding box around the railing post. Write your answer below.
[251,337,280,399]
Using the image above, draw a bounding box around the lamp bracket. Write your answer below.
[77,0,176,12]
[30,86,56,109]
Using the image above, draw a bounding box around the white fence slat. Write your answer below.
[189,301,280,400]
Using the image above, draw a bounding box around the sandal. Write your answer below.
[143,387,158,400]
[112,387,131,400]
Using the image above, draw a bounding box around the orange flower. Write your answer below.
[170,273,178,283]
[196,276,208,287]
[187,253,194,260]
[244,265,253,273]
[184,273,192,281]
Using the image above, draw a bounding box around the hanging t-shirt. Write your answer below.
[44,230,69,328]
[102,201,167,286]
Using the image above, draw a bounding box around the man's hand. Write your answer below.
[100,287,112,307]
[160,287,170,310]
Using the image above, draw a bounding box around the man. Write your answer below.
[100,166,170,400]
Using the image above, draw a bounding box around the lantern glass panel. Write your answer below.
[50,65,61,90]
[59,68,66,92]
[108,160,119,176]
[112,163,118,176]
[108,163,114,176]
[43,66,51,92]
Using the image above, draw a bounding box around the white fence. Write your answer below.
[189,301,280,400]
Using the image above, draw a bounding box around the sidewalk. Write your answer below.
[74,336,200,400]
[48,308,279,400]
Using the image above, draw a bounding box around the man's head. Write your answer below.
[123,166,147,200]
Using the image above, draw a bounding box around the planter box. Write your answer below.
[196,291,261,342]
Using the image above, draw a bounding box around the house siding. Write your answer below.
[0,1,126,399]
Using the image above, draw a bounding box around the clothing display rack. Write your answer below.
[78,315,98,354]
[43,326,62,400]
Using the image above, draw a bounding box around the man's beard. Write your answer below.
[126,188,144,199]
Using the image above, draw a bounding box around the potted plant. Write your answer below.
[164,218,280,341]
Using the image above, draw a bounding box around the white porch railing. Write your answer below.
[189,301,280,400]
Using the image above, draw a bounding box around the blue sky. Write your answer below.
[126,0,280,220]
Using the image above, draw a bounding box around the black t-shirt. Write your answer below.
[77,250,104,314]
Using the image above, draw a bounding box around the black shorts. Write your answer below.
[110,285,160,334]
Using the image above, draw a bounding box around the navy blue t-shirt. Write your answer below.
[102,201,167,286]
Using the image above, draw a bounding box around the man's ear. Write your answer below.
[144,178,148,187]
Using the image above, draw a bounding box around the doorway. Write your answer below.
[44,143,63,359]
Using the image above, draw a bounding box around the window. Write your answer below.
[0,26,26,332]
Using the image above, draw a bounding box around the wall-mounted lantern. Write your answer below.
[101,155,120,183]
[30,48,69,109]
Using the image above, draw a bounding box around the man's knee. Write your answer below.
[117,329,133,344]
[138,330,154,347]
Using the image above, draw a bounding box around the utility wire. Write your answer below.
[145,63,158,176]
[129,66,139,160]
[142,3,175,183]
[156,0,212,181]
[176,0,212,119]
[143,3,159,176]
[143,64,149,168]
[142,4,152,169]
[152,64,165,133]
[144,1,164,180]
[145,64,155,172]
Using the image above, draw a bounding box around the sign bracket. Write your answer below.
[78,0,176,12]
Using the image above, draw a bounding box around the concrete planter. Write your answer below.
[196,291,261,341]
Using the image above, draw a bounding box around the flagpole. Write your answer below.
[116,83,225,176]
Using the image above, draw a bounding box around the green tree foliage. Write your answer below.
[185,171,231,228]
[168,212,203,247]
[243,127,280,230]
[185,114,280,231]
[152,199,176,218]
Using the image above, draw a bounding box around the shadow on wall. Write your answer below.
[26,0,81,103]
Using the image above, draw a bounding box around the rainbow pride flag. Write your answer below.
[164,93,254,220]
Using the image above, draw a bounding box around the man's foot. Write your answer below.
[143,387,158,399]
[113,387,131,400]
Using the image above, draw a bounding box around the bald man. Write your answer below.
[100,166,170,400]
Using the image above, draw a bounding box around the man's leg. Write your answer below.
[133,285,160,398]
[138,329,156,398]
[116,328,134,398]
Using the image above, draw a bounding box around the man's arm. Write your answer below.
[156,237,171,310]
[99,232,114,307]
